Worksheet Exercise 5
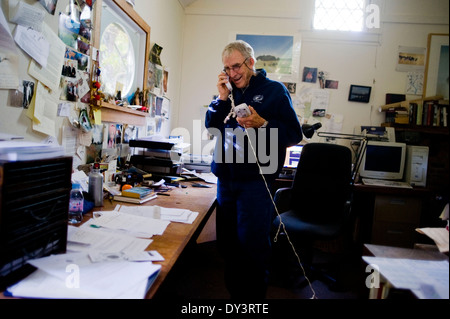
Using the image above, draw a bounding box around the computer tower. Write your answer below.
[0,156,72,289]
[404,145,429,187]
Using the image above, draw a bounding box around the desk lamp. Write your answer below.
[316,131,368,185]
[302,122,322,139]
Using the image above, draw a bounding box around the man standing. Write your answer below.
[205,40,302,298]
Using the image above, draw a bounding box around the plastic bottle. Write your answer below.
[69,183,84,224]
[89,162,104,206]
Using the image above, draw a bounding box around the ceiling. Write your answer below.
[178,0,198,8]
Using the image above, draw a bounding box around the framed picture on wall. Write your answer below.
[423,33,449,99]
[232,33,301,82]
[348,85,372,103]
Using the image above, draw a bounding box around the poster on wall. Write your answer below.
[396,46,426,72]
[406,72,424,95]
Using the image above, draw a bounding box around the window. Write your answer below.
[313,0,365,32]
[96,0,150,102]
[100,22,135,96]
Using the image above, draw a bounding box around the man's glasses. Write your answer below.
[223,57,248,75]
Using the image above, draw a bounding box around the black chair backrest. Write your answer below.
[290,143,352,223]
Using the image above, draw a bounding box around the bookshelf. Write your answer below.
[378,96,449,234]
[379,96,448,128]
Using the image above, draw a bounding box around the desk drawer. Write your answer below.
[374,195,421,223]
[371,221,419,248]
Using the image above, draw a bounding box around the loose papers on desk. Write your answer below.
[119,205,199,224]
[363,256,449,299]
[415,227,449,253]
[86,210,170,238]
[5,252,161,299]
[67,225,152,255]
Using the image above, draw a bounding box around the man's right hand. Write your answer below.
[217,72,231,101]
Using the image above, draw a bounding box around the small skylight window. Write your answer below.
[313,0,365,31]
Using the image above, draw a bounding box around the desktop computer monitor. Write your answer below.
[283,144,304,169]
[358,141,406,180]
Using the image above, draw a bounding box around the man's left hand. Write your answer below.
[236,106,267,128]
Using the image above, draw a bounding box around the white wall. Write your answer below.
[1,0,448,157]
[134,0,185,137]
[177,0,449,150]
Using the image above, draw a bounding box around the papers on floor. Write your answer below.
[5,252,161,299]
[119,205,199,224]
[363,256,449,299]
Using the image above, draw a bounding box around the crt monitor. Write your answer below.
[358,141,406,180]
[284,144,304,168]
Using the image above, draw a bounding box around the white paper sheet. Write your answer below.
[363,256,449,299]
[14,25,49,68]
[6,252,161,299]
[87,210,170,238]
[67,225,152,255]
[0,6,20,89]
[28,23,65,92]
[118,205,199,224]
[10,1,46,32]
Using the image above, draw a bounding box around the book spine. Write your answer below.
[121,188,153,198]
[416,102,423,125]
[442,106,448,127]
[427,102,433,126]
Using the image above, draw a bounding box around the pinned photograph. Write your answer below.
[302,67,317,83]
[22,80,35,108]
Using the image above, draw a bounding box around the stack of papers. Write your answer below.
[5,252,161,299]
[0,140,65,161]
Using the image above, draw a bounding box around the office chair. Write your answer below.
[272,142,353,291]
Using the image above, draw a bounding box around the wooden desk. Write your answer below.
[1,181,217,299]
[364,243,448,261]
[145,182,217,298]
[352,184,432,248]
[101,181,217,299]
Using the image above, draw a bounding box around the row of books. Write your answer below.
[385,100,448,127]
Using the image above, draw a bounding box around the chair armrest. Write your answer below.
[273,187,292,214]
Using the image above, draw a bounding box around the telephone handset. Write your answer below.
[225,81,233,92]
[225,78,233,91]
[223,77,251,122]
[235,103,251,118]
